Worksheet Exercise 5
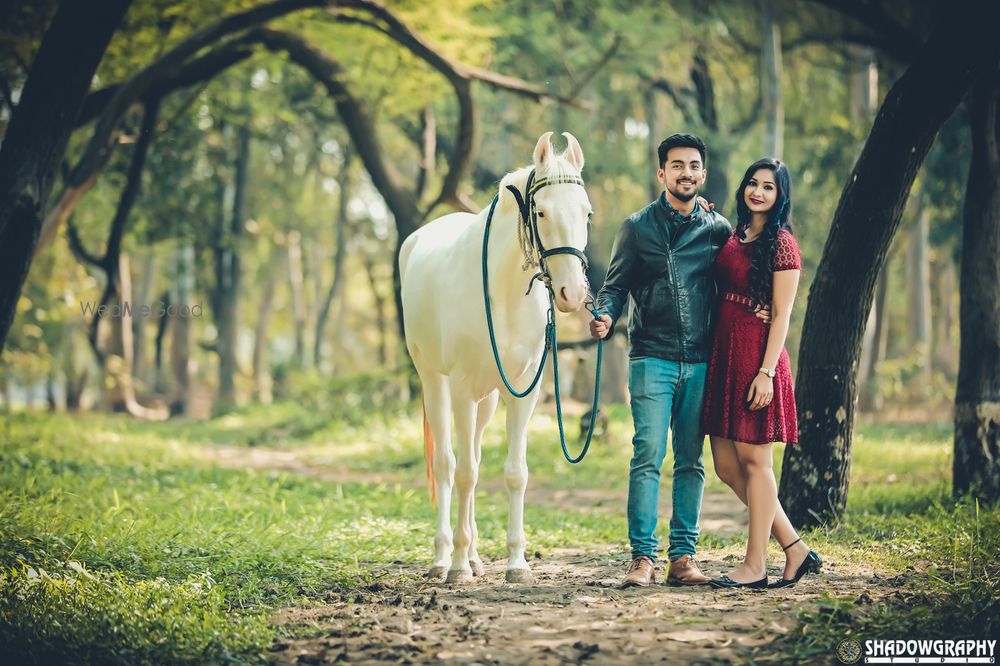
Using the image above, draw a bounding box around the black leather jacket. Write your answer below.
[596,193,732,362]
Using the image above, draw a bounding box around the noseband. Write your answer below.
[505,169,588,294]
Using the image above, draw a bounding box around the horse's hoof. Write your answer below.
[426,566,448,580]
[505,568,533,584]
[446,568,474,584]
[470,559,486,577]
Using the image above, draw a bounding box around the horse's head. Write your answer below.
[529,131,592,313]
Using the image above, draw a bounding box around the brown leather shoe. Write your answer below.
[667,554,710,586]
[621,556,656,588]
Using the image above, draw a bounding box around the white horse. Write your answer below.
[400,132,592,583]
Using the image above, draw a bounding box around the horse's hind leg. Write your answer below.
[504,388,539,583]
[447,385,478,583]
[423,372,453,580]
[468,390,499,576]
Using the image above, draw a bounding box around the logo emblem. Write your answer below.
[837,639,862,664]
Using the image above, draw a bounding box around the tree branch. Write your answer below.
[649,77,698,126]
[415,105,435,201]
[460,64,588,108]
[329,8,589,108]
[251,27,419,232]
[689,54,718,130]
[39,2,319,255]
[76,42,256,127]
[65,215,103,268]
[733,85,763,135]
[784,30,908,59]
[567,34,623,101]
[808,0,922,62]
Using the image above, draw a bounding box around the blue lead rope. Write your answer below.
[481,193,603,464]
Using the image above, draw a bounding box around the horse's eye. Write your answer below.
[537,211,545,218]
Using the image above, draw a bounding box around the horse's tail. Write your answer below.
[423,396,438,507]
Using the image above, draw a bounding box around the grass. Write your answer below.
[0,399,995,664]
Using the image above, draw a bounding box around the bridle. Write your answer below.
[504,169,589,295]
[481,167,602,464]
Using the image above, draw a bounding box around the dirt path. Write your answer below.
[268,547,884,665]
[201,444,887,664]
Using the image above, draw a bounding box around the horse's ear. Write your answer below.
[562,132,585,171]
[533,131,555,169]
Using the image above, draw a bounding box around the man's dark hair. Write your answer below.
[657,134,707,168]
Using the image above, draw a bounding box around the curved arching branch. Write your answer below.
[251,27,420,234]
[809,0,923,62]
[37,42,258,254]
[75,43,256,128]
[328,0,588,216]
[37,0,334,256]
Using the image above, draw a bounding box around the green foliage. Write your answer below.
[780,496,999,662]
[1,406,995,662]
[0,566,269,665]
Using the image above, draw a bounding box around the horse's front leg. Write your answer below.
[469,390,499,576]
[503,386,539,583]
[447,388,479,583]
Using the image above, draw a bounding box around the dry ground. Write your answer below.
[205,443,887,665]
[266,546,886,665]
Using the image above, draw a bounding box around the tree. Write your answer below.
[759,0,784,158]
[211,125,250,410]
[953,72,1000,501]
[778,7,1000,526]
[0,0,133,352]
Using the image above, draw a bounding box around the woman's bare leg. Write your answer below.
[711,436,811,579]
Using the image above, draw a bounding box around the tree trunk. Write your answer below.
[0,0,132,353]
[703,136,732,215]
[214,126,249,409]
[858,266,890,412]
[848,46,878,128]
[46,366,58,411]
[169,246,195,415]
[99,254,168,419]
[906,203,933,384]
[364,253,389,368]
[852,44,882,413]
[131,249,157,389]
[934,258,958,372]
[253,242,284,402]
[314,151,352,369]
[63,324,89,411]
[287,229,307,369]
[644,85,661,202]
[953,73,1000,501]
[759,0,783,158]
[778,15,998,527]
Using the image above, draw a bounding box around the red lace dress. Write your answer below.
[701,229,801,445]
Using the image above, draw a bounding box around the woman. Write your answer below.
[701,158,821,589]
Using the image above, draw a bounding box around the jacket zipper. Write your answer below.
[666,237,685,360]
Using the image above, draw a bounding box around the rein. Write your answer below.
[481,170,603,464]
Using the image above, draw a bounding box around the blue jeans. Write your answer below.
[627,356,707,562]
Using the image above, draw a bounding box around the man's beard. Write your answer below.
[667,182,698,202]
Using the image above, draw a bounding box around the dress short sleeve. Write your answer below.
[773,230,801,271]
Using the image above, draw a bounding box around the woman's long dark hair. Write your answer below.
[734,158,794,308]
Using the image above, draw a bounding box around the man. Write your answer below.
[591,133,733,587]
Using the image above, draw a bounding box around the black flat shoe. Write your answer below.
[768,538,823,589]
[709,574,768,589]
